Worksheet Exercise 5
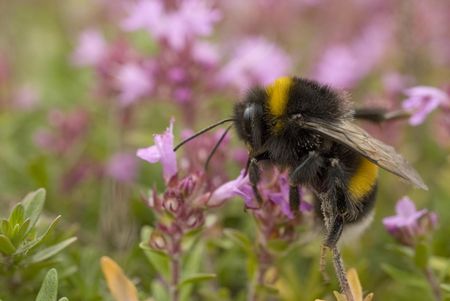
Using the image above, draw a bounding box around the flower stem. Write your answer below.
[424,267,441,301]
[170,255,180,301]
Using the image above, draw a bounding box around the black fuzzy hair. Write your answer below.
[286,77,353,122]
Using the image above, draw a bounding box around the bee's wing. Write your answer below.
[300,117,428,190]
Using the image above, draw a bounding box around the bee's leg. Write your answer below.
[319,244,330,284]
[354,108,410,123]
[331,246,354,301]
[248,158,263,207]
[289,151,323,186]
[289,185,300,216]
[321,197,354,301]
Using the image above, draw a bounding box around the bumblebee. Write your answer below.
[175,76,427,297]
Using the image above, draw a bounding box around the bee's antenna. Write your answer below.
[173,118,235,151]
[204,125,233,171]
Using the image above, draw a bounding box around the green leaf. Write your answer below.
[36,268,58,301]
[23,215,62,253]
[414,241,430,269]
[28,237,77,264]
[178,273,216,288]
[140,242,170,281]
[180,241,204,301]
[9,204,25,226]
[22,188,46,232]
[11,218,31,245]
[223,229,253,254]
[441,283,450,293]
[1,219,11,236]
[140,226,170,280]
[255,284,279,296]
[0,234,16,255]
[382,264,428,289]
[151,280,169,301]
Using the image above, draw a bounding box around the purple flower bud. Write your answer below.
[179,174,198,197]
[402,86,449,126]
[137,119,178,183]
[149,230,167,250]
[383,196,438,246]
[163,196,182,215]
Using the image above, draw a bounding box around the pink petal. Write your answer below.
[137,145,161,163]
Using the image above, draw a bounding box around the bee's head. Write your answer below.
[233,87,268,151]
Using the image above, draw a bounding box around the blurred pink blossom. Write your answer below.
[13,85,40,110]
[383,196,438,246]
[122,0,221,50]
[72,29,108,67]
[137,118,177,182]
[191,41,220,68]
[208,171,249,207]
[106,152,138,183]
[115,62,153,105]
[402,86,449,126]
[219,37,291,92]
[313,21,391,89]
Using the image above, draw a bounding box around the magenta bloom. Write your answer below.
[106,152,138,183]
[402,86,449,126]
[137,119,177,182]
[207,171,250,207]
[72,29,108,67]
[313,22,390,89]
[122,0,221,50]
[267,175,311,219]
[383,196,438,246]
[115,62,153,105]
[219,37,291,92]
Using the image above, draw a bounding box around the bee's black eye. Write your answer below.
[243,105,255,136]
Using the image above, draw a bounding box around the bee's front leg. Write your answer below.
[248,158,264,207]
[288,151,323,213]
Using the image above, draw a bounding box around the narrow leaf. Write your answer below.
[1,219,11,236]
[12,218,31,245]
[223,229,253,254]
[0,234,16,255]
[28,237,77,264]
[100,256,139,301]
[140,242,170,280]
[22,188,46,231]
[36,268,58,301]
[24,216,61,253]
[9,204,25,226]
[178,273,216,288]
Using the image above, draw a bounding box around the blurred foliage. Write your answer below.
[1,0,450,300]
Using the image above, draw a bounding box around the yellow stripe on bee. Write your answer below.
[266,76,292,117]
[348,158,379,200]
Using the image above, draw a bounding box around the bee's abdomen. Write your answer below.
[347,157,379,201]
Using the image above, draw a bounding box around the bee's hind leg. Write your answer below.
[321,201,354,301]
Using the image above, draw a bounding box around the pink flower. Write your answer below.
[219,37,291,92]
[122,0,221,50]
[313,21,390,89]
[72,29,108,67]
[208,171,250,207]
[106,152,138,183]
[137,119,177,183]
[266,175,311,219]
[115,62,153,105]
[383,196,438,246]
[402,86,449,126]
